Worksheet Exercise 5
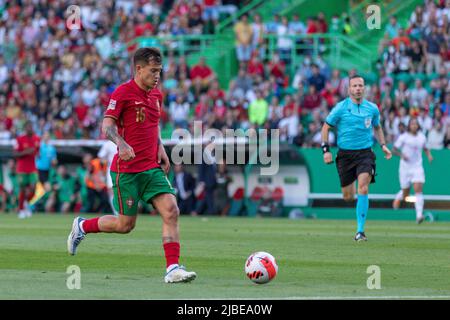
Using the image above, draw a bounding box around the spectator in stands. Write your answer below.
[173,164,196,215]
[234,13,253,67]
[202,0,220,33]
[248,90,268,128]
[384,109,398,144]
[35,131,57,190]
[84,154,110,213]
[423,24,445,74]
[317,12,328,33]
[392,28,411,50]
[417,107,433,135]
[170,94,190,129]
[321,81,338,109]
[190,57,215,96]
[427,120,446,149]
[247,54,265,80]
[233,68,253,100]
[278,106,299,143]
[408,79,429,108]
[214,163,232,216]
[45,165,78,213]
[193,154,217,215]
[267,53,286,86]
[293,123,305,147]
[407,39,426,73]
[276,16,294,65]
[441,91,450,117]
[265,14,281,35]
[308,64,326,92]
[303,84,324,113]
[385,15,402,38]
[289,14,306,55]
[188,5,204,35]
[394,80,410,106]
[207,79,226,104]
[409,5,426,29]
[251,13,266,60]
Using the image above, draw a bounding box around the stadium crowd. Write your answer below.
[1,0,450,215]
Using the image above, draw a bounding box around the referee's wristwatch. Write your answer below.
[321,142,330,154]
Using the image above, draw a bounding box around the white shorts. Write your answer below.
[399,165,425,189]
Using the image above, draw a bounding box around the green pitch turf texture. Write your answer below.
[0,213,449,300]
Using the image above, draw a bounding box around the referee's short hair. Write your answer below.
[133,47,162,67]
[349,74,365,85]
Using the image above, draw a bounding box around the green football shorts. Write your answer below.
[110,167,175,216]
[17,173,38,188]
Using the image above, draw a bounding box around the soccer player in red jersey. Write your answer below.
[13,121,40,218]
[67,47,196,283]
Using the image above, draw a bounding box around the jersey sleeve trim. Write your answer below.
[104,115,118,121]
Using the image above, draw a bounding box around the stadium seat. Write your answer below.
[246,186,264,217]
[272,187,284,202]
[271,187,284,217]
[228,187,245,216]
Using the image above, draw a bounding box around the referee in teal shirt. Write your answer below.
[321,75,392,241]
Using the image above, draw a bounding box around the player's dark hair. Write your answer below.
[133,47,162,67]
[407,117,421,132]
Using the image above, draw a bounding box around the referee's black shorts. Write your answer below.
[335,148,376,188]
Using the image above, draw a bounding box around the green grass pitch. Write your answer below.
[0,213,449,299]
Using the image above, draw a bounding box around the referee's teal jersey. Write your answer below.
[325,98,380,150]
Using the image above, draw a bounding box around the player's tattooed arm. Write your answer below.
[102,117,135,161]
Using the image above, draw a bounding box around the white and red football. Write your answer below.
[244,251,278,284]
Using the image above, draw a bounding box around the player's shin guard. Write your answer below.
[356,194,369,233]
[415,193,424,220]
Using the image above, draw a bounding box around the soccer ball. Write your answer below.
[245,251,278,284]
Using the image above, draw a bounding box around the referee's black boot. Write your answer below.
[354,232,368,242]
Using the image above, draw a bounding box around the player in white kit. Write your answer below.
[98,140,118,215]
[392,118,433,224]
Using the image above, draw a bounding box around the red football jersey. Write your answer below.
[15,134,40,173]
[104,79,162,173]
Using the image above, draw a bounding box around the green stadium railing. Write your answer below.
[215,0,309,35]
[263,33,373,75]
[129,32,374,88]
[349,0,422,59]
[215,0,265,34]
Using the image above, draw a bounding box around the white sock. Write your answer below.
[415,193,424,219]
[79,220,85,233]
[167,264,179,273]
[395,190,403,201]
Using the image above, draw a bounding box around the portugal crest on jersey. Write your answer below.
[365,117,372,128]
[126,197,134,208]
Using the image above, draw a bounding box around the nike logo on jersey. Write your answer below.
[134,101,144,105]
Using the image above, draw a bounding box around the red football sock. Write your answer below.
[18,190,25,210]
[163,242,180,267]
[26,187,35,202]
[82,217,100,233]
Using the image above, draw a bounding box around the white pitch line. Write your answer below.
[276,296,450,300]
[179,296,450,300]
